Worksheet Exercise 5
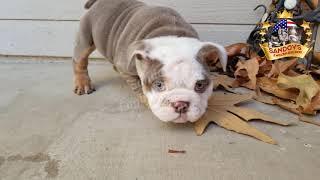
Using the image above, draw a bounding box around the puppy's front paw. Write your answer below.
[74,73,95,95]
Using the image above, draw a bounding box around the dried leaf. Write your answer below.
[257,77,298,101]
[258,59,273,75]
[225,43,258,59]
[197,108,277,144]
[194,93,291,144]
[226,106,291,126]
[267,59,298,78]
[208,92,252,106]
[212,74,235,91]
[254,92,276,105]
[272,98,301,115]
[286,69,301,77]
[310,69,320,76]
[234,57,260,89]
[295,64,307,73]
[253,89,302,114]
[299,116,320,126]
[277,74,320,106]
[301,92,320,115]
[308,65,320,76]
[254,88,318,115]
[294,64,320,76]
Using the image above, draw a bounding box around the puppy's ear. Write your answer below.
[197,42,228,72]
[129,41,149,62]
[128,41,153,72]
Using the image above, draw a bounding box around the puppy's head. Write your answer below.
[130,36,227,123]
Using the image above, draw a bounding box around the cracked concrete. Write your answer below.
[0,57,320,180]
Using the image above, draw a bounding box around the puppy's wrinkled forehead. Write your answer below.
[144,37,209,87]
[162,58,207,88]
[131,36,227,90]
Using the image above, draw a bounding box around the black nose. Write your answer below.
[171,101,190,113]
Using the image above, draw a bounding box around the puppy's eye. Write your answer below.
[195,79,209,93]
[152,79,166,92]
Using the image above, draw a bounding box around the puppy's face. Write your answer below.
[131,37,227,123]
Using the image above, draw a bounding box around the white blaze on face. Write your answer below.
[140,36,216,123]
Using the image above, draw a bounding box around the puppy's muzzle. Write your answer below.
[171,101,190,114]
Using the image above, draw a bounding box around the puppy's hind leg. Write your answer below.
[73,17,96,95]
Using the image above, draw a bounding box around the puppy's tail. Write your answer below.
[84,0,97,9]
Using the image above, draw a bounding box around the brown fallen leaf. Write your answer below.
[267,59,298,78]
[301,92,320,115]
[212,74,235,91]
[227,106,291,126]
[254,93,276,105]
[306,64,320,76]
[258,59,273,76]
[225,43,258,59]
[294,64,320,76]
[286,69,301,77]
[234,57,260,90]
[207,92,253,106]
[253,89,302,114]
[277,74,320,106]
[299,115,320,126]
[195,107,277,144]
[168,149,186,154]
[257,77,298,101]
[272,98,301,115]
[254,86,319,115]
[295,63,307,73]
[310,0,319,9]
[194,92,291,144]
[224,43,259,76]
[310,69,320,76]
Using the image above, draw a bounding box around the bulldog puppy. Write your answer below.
[73,0,227,123]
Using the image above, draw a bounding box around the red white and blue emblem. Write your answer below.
[272,19,297,33]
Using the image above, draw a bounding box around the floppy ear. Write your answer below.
[197,42,228,72]
[129,41,149,61]
[128,41,153,73]
[128,41,146,60]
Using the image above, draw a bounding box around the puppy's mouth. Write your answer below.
[172,113,188,123]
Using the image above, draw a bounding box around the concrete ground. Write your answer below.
[0,57,320,180]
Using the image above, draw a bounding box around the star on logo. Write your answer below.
[306,30,312,37]
[259,30,267,36]
[301,21,310,31]
[261,22,271,29]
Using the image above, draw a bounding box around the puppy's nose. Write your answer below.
[171,101,190,113]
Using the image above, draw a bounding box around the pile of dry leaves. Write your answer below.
[195,43,320,144]
[225,43,320,116]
